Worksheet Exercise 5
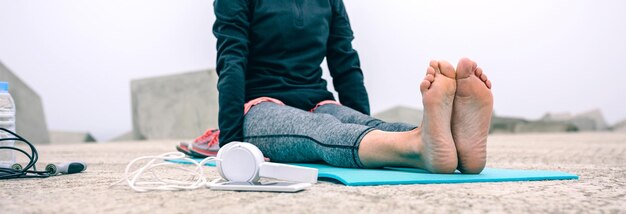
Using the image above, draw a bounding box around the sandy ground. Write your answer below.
[1,132,625,213]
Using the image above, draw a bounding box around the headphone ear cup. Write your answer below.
[216,141,242,180]
[217,142,265,182]
[236,143,265,182]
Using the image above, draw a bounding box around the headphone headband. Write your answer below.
[216,142,317,183]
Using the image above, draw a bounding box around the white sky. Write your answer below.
[0,0,625,141]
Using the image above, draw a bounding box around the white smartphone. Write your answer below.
[209,181,311,193]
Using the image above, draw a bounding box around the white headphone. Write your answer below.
[216,142,318,183]
[113,142,318,192]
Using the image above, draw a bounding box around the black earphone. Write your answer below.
[45,162,87,175]
[0,128,86,179]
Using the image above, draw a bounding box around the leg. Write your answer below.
[452,58,494,174]
[244,61,459,173]
[358,60,458,173]
[243,102,374,168]
[244,102,451,172]
[313,104,417,132]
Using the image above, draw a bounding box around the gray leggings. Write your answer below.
[243,102,417,168]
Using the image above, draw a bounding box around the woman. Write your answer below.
[212,0,493,174]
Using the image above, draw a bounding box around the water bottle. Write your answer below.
[0,81,16,168]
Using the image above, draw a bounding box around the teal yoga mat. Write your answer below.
[166,158,578,186]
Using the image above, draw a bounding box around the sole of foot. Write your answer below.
[418,60,459,174]
[452,57,494,174]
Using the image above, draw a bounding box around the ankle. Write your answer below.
[398,128,424,160]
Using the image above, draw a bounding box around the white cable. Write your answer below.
[110,152,222,192]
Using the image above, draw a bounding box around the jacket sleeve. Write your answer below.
[326,0,370,115]
[213,0,250,146]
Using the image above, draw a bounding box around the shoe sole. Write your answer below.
[175,142,193,156]
[189,147,218,158]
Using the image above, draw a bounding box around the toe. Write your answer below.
[479,73,488,82]
[425,74,435,82]
[475,66,483,77]
[429,60,441,74]
[426,67,436,81]
[437,60,456,79]
[476,67,491,88]
[426,66,436,76]
[456,57,477,79]
[420,79,431,92]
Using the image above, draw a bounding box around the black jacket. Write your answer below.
[213,0,370,145]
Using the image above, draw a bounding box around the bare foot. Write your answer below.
[452,58,494,174]
[358,60,464,173]
[417,60,458,173]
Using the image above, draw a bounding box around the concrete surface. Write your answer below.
[49,130,97,143]
[0,61,50,144]
[131,70,219,140]
[1,133,625,213]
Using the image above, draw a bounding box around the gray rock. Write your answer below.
[492,114,577,134]
[373,106,422,126]
[513,121,578,133]
[541,112,573,121]
[131,70,218,140]
[611,119,626,132]
[0,61,50,144]
[542,109,608,131]
[490,115,527,134]
[49,131,96,143]
[571,109,609,131]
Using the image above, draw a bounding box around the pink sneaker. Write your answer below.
[175,129,220,158]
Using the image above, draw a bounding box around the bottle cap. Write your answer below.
[0,82,8,92]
